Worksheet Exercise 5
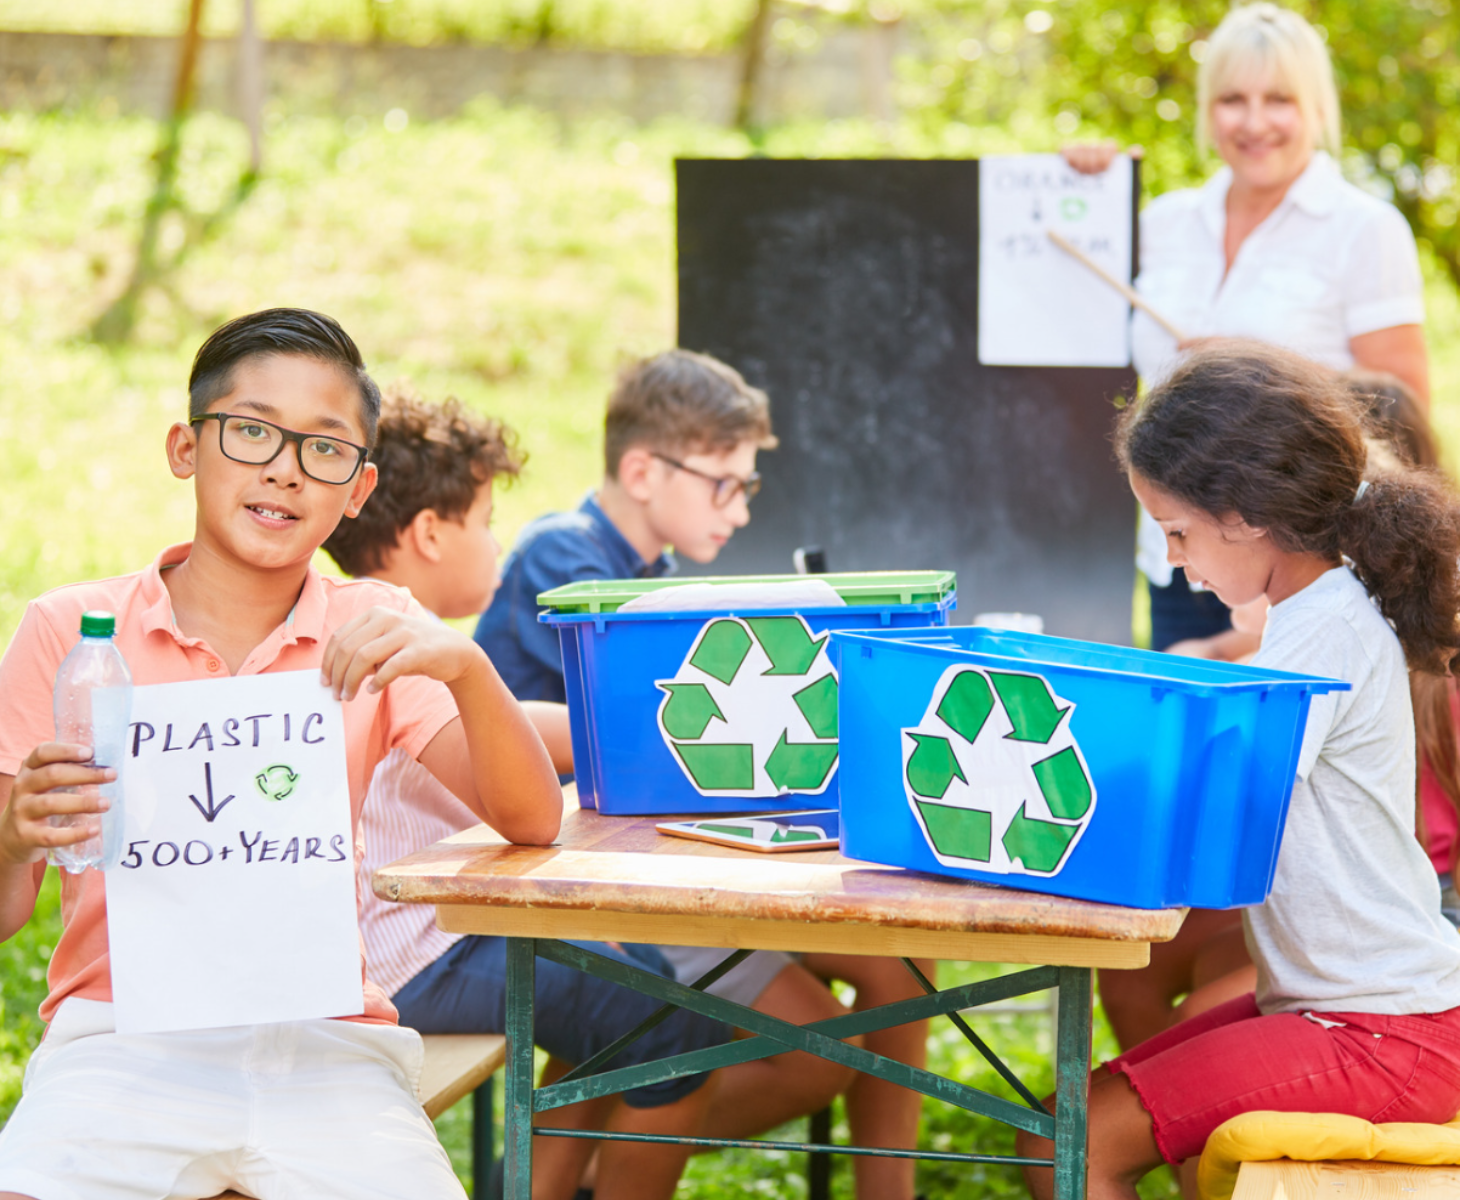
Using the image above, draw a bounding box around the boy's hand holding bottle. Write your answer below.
[1,610,131,871]
[0,744,116,867]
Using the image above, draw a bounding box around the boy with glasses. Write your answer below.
[0,308,562,1199]
[190,410,374,485]
[474,349,771,702]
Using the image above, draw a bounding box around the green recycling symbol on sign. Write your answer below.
[255,763,300,802]
[901,665,1096,876]
[656,615,839,797]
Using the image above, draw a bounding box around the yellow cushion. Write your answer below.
[1197,1110,1460,1200]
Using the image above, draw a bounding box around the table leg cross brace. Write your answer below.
[553,948,754,1088]
[534,1126,1054,1168]
[530,939,1058,1140]
[903,958,1052,1116]
[502,939,1092,1200]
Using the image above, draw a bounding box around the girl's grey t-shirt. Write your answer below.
[1247,566,1460,1015]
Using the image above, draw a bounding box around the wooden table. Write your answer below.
[375,795,1185,1199]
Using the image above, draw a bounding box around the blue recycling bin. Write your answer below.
[830,626,1348,909]
[540,572,956,815]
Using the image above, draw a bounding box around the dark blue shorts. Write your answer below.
[392,936,732,1108]
[1148,568,1231,652]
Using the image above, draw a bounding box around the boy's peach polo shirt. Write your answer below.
[0,544,461,1026]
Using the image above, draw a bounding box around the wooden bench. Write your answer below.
[209,1032,506,1200]
[1233,1158,1460,1198]
[416,1032,508,1121]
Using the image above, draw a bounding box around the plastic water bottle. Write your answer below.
[49,611,132,874]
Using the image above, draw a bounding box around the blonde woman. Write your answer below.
[1068,2,1428,661]
[1062,9,1433,1108]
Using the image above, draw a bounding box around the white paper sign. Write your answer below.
[106,671,362,1034]
[978,153,1134,368]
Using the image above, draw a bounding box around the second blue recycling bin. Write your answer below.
[830,626,1348,909]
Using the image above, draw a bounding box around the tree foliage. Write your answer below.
[906,0,1460,289]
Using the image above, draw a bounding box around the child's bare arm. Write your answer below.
[0,746,112,941]
[1164,628,1263,662]
[522,702,573,775]
[320,607,562,845]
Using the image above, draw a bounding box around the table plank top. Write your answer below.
[374,790,1185,946]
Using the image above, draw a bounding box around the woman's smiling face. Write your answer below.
[1209,63,1315,194]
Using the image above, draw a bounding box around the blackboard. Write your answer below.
[675,158,1140,645]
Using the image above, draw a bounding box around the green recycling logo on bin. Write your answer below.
[656,616,839,797]
[902,665,1096,876]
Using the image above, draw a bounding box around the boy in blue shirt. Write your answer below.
[475,349,767,702]
[475,349,929,1200]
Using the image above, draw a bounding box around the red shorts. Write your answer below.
[1108,993,1460,1164]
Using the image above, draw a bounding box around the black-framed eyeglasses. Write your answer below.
[652,452,761,508]
[190,413,369,486]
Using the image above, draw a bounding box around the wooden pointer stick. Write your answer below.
[1046,229,1188,343]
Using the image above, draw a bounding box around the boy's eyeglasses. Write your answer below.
[652,452,762,508]
[190,413,369,486]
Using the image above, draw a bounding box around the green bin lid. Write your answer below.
[537,570,957,614]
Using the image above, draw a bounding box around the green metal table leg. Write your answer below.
[1053,966,1092,1200]
[472,1075,495,1194]
[505,937,536,1200]
[807,1106,832,1200]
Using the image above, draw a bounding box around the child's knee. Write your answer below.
[800,1047,857,1101]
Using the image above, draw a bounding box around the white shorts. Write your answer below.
[0,999,466,1200]
[655,945,798,1008]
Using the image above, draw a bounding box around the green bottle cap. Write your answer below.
[79,611,116,638]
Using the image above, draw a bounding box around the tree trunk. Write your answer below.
[735,0,776,132]
[534,0,557,46]
[92,0,207,343]
[239,0,264,176]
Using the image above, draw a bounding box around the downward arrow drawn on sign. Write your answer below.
[189,761,235,823]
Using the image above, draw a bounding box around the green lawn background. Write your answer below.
[5,99,1460,1195]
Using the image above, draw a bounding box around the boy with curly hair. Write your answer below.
[325,384,734,1200]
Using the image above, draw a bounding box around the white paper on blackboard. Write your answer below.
[977,153,1134,368]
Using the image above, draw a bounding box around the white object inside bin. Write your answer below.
[973,612,1045,635]
[619,579,846,613]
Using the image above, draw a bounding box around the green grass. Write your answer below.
[5,95,1460,1195]
[0,872,58,1118]
[0,101,705,641]
[0,1,926,51]
[0,99,1081,649]
[0,0,831,52]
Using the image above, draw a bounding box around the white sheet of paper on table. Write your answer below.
[977,153,1134,368]
[105,671,362,1034]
